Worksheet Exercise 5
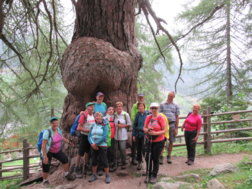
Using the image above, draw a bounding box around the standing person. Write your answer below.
[114,101,132,170]
[132,102,149,170]
[105,106,116,172]
[143,103,165,184]
[131,94,146,165]
[41,117,75,185]
[182,104,202,165]
[75,102,95,178]
[88,112,111,184]
[160,91,180,164]
[94,92,107,116]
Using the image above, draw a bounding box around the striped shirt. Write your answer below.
[160,102,180,123]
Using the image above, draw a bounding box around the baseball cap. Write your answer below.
[96,92,104,97]
[85,102,95,108]
[150,102,160,108]
[50,116,58,123]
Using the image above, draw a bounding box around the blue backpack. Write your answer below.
[70,114,81,136]
[37,129,52,153]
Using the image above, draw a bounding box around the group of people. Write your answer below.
[40,91,202,186]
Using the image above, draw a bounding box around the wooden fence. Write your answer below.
[174,108,252,154]
[0,140,40,181]
[0,108,251,181]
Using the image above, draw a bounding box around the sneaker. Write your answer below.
[149,176,157,184]
[159,156,164,165]
[88,174,97,182]
[42,179,50,186]
[167,156,172,164]
[98,170,104,176]
[105,175,111,184]
[132,159,138,166]
[65,173,76,181]
[137,162,142,170]
[75,167,83,178]
[187,160,194,166]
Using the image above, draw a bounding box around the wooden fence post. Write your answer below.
[206,107,212,154]
[0,162,2,179]
[23,139,29,180]
[203,109,208,153]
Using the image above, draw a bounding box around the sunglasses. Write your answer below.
[150,107,158,110]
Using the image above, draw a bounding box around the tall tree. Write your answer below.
[179,0,252,104]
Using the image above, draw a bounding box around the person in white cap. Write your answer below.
[143,102,165,184]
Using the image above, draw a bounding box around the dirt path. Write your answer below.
[23,153,252,189]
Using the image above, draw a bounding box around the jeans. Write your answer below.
[184,130,197,161]
[145,140,164,177]
[136,136,144,162]
[115,140,127,166]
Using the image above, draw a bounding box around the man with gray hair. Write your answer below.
[160,91,180,164]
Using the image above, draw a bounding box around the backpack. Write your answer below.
[37,129,52,153]
[70,112,88,136]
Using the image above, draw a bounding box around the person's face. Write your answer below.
[138,104,145,113]
[95,114,103,123]
[167,92,175,102]
[116,105,123,113]
[87,105,94,114]
[107,107,114,115]
[193,105,200,114]
[96,95,104,103]
[50,120,59,130]
[150,107,158,114]
[137,96,144,103]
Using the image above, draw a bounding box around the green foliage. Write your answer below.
[0,179,21,189]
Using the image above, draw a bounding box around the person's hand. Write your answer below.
[91,144,98,150]
[192,136,198,142]
[132,136,136,142]
[174,128,178,136]
[181,127,184,132]
[43,156,48,165]
[148,130,156,136]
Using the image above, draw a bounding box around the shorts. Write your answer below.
[79,134,91,156]
[169,122,176,143]
[42,151,68,173]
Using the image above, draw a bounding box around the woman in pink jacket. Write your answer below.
[182,104,202,165]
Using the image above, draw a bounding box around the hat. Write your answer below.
[150,102,160,108]
[96,92,104,97]
[85,102,95,108]
[137,94,144,97]
[50,117,58,123]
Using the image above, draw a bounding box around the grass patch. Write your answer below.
[0,179,22,189]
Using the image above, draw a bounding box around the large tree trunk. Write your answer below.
[226,1,232,104]
[60,0,142,131]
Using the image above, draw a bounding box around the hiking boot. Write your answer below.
[105,175,111,184]
[149,176,157,184]
[75,166,83,178]
[137,162,142,170]
[88,174,97,182]
[167,156,172,164]
[132,158,138,166]
[159,156,164,165]
[121,163,127,170]
[65,173,76,181]
[98,170,104,176]
[42,179,50,187]
[187,160,194,166]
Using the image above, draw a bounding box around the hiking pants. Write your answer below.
[184,130,197,161]
[136,136,145,162]
[115,140,127,166]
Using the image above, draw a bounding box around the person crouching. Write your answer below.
[88,112,111,184]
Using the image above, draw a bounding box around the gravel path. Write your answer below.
[22,153,252,189]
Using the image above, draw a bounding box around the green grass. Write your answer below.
[0,179,22,189]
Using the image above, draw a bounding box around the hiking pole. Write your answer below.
[145,133,152,185]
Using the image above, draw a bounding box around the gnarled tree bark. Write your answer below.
[60,0,142,131]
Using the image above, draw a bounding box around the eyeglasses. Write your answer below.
[150,107,158,110]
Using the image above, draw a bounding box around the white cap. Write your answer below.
[150,102,160,108]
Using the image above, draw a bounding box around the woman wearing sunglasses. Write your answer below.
[143,102,166,184]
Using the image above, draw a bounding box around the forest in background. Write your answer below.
[0,0,251,144]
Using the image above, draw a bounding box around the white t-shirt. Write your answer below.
[81,114,95,135]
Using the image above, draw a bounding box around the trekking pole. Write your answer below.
[145,134,152,185]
